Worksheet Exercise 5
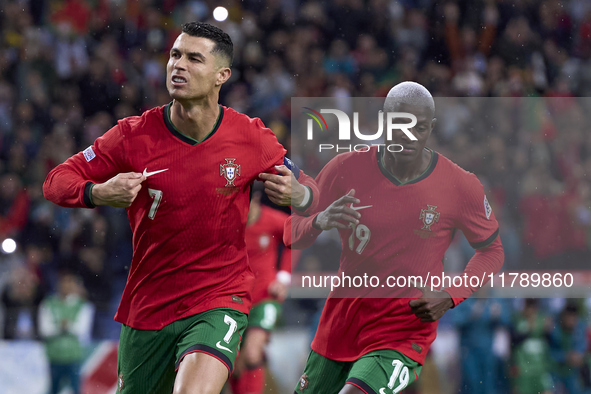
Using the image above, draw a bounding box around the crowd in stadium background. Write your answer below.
[1,0,591,393]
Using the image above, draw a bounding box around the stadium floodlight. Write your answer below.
[213,6,228,22]
[1,238,16,254]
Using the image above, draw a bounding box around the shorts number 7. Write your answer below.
[223,315,238,344]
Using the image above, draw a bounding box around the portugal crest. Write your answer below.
[220,158,241,187]
[298,373,309,391]
[118,373,124,392]
[419,205,440,231]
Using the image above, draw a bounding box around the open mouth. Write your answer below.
[171,76,187,85]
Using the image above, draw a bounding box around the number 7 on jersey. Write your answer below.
[148,189,163,219]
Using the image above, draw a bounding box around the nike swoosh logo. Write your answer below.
[143,168,169,178]
[215,341,233,353]
[379,389,388,394]
[350,203,373,211]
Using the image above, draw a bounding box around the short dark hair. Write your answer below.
[181,22,233,66]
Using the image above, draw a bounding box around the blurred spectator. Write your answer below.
[0,173,30,240]
[23,242,54,294]
[549,301,588,393]
[452,295,510,394]
[1,265,44,339]
[323,39,357,77]
[78,57,121,117]
[38,271,93,394]
[510,299,554,394]
[53,21,89,80]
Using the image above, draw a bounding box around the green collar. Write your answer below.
[377,148,438,186]
[163,102,223,145]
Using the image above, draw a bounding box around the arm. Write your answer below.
[446,175,504,306]
[283,155,361,249]
[258,159,320,214]
[43,122,145,209]
[293,166,320,214]
[283,212,321,249]
[408,240,503,322]
[409,175,504,322]
[284,190,361,249]
[444,237,504,306]
[253,118,320,212]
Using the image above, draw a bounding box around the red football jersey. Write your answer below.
[44,103,316,330]
[245,205,299,305]
[289,147,502,364]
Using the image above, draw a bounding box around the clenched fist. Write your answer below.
[259,165,305,206]
[408,281,454,323]
[91,172,146,208]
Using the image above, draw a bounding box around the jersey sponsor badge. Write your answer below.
[484,195,492,220]
[411,342,423,353]
[220,158,241,187]
[83,146,96,162]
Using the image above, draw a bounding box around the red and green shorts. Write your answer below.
[117,308,247,393]
[295,349,422,394]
